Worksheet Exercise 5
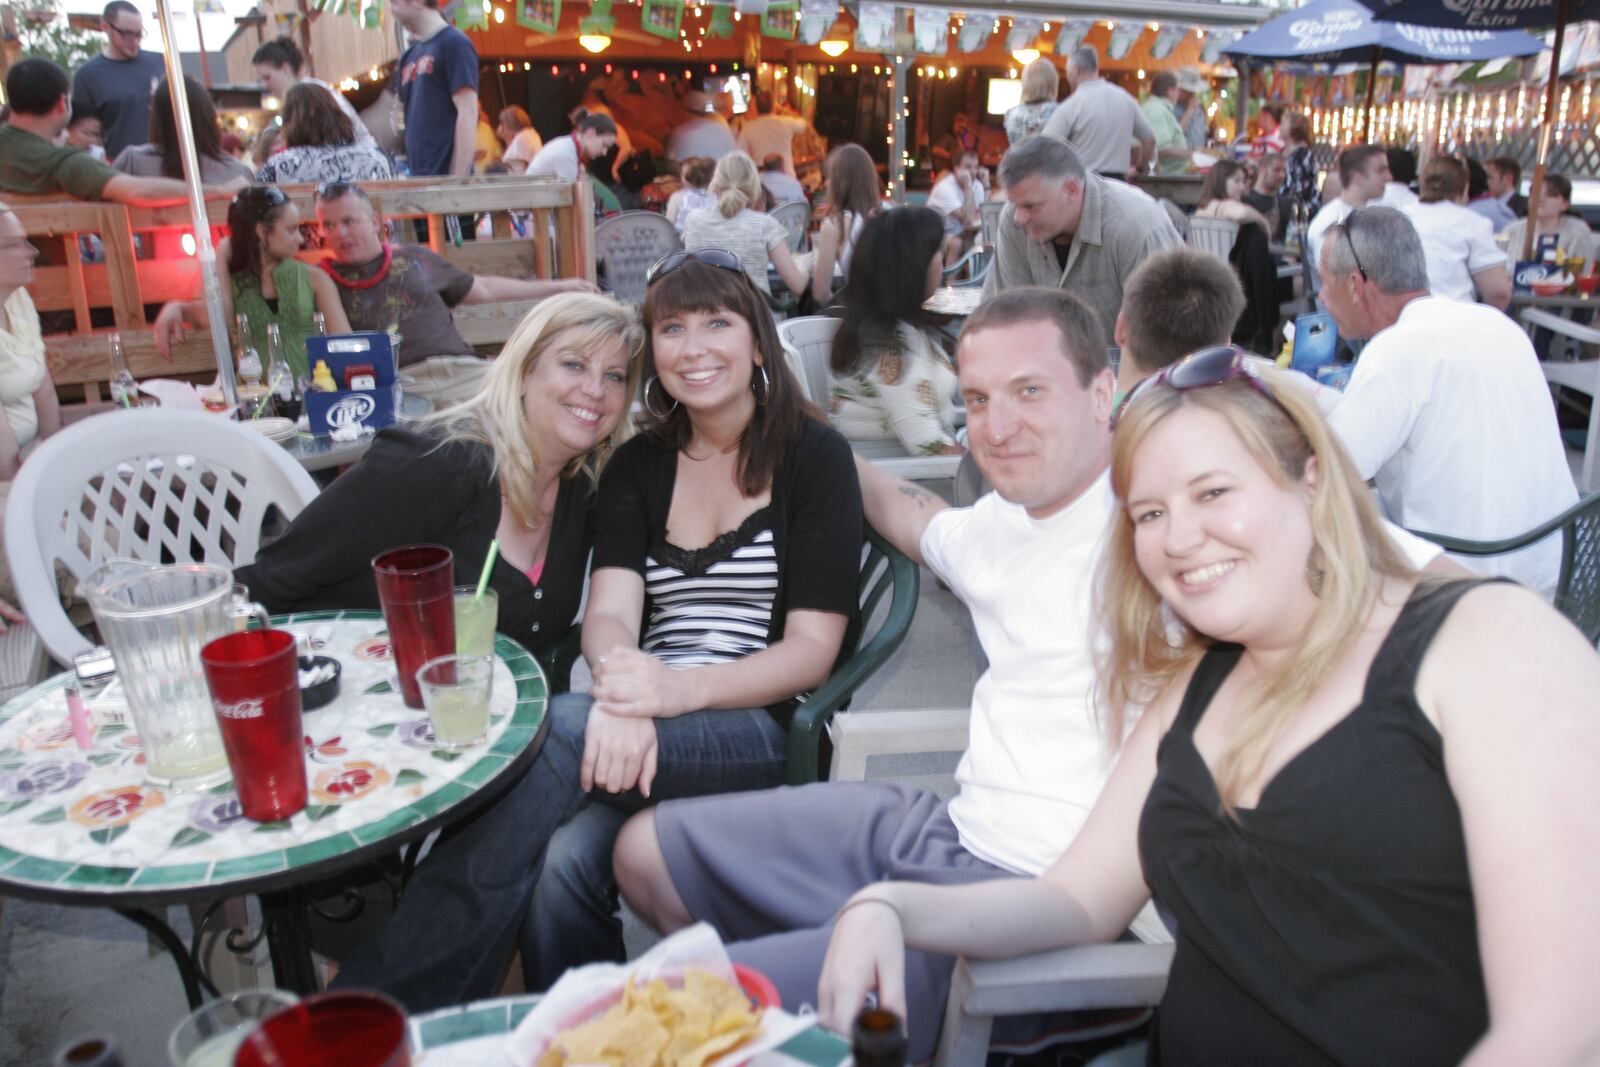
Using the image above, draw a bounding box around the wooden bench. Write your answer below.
[3,176,596,406]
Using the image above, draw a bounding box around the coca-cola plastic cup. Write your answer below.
[201,629,308,822]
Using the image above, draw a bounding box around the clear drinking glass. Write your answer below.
[416,654,494,750]
[453,586,499,657]
[167,988,297,1067]
[78,561,270,792]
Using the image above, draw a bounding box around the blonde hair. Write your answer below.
[1099,368,1418,809]
[1021,58,1059,105]
[425,293,644,527]
[710,151,761,218]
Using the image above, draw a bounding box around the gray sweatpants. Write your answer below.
[655,780,1017,1062]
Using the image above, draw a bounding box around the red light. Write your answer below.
[632,69,640,79]
[659,72,666,82]
[551,65,559,75]
[683,69,691,78]
[605,64,612,73]
[709,63,717,73]
[579,62,587,73]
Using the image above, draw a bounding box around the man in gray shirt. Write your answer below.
[982,136,1181,338]
[1041,46,1155,179]
[69,1,167,159]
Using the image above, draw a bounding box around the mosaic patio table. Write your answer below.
[0,610,549,1005]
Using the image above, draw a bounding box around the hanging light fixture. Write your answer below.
[819,14,850,56]
[579,32,612,51]
[1011,47,1039,65]
[579,0,615,53]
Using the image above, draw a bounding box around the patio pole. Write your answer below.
[1360,46,1379,141]
[890,54,908,203]
[154,0,237,405]
[1524,0,1572,261]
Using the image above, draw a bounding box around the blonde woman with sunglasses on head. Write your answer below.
[819,350,1600,1065]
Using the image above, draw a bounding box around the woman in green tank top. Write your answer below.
[152,186,350,376]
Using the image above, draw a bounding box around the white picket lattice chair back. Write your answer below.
[769,200,810,252]
[775,315,840,407]
[594,210,682,305]
[5,409,322,666]
[979,199,1005,249]
[1186,215,1240,263]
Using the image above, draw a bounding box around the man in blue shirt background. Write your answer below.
[389,0,479,177]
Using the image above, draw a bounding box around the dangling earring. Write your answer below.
[643,377,679,418]
[1306,544,1326,596]
[751,363,771,406]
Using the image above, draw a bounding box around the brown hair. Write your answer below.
[282,82,356,148]
[1337,144,1385,186]
[1119,247,1245,375]
[823,143,881,243]
[1418,157,1467,204]
[1198,159,1245,209]
[640,259,816,496]
[681,156,715,188]
[961,286,1108,387]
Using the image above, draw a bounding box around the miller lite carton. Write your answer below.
[302,332,401,436]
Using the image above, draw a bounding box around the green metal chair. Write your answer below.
[1406,488,1600,645]
[539,526,921,784]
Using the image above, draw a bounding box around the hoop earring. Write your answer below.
[752,363,771,406]
[643,377,679,418]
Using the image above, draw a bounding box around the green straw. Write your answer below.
[475,539,499,601]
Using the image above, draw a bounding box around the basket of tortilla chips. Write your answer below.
[508,924,797,1067]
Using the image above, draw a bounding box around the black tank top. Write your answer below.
[1139,580,1496,1066]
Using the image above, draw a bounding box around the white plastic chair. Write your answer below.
[1186,215,1240,263]
[777,316,962,482]
[1520,306,1600,492]
[980,200,1005,249]
[594,210,682,305]
[5,409,321,666]
[768,200,810,252]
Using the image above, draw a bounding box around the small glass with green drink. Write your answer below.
[453,585,499,657]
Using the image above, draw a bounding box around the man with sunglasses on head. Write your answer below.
[1317,205,1576,599]
[69,1,167,161]
[317,181,595,397]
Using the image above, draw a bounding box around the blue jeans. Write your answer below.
[331,692,788,1010]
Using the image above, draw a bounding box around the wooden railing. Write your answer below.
[3,176,596,403]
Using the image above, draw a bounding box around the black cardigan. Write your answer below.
[236,427,594,659]
[592,418,864,716]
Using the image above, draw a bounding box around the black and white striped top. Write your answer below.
[642,507,778,669]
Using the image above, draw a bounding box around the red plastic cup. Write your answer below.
[233,990,410,1067]
[372,544,456,710]
[200,629,308,822]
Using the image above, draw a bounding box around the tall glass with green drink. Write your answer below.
[453,586,498,657]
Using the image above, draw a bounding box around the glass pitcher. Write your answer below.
[79,561,270,792]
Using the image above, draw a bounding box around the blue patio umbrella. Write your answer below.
[1366,0,1579,258]
[1226,0,1544,137]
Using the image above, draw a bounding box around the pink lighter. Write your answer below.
[65,683,93,750]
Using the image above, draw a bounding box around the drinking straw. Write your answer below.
[475,540,499,601]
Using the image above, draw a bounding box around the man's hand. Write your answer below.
[591,647,695,719]
[0,598,25,636]
[152,302,190,361]
[580,704,659,796]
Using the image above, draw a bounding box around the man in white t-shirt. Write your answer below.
[1320,205,1576,598]
[1401,157,1510,309]
[1306,144,1390,290]
[526,112,616,181]
[926,148,985,263]
[736,91,806,177]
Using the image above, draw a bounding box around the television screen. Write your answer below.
[986,78,1022,115]
[707,73,753,115]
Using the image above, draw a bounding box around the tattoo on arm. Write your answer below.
[896,484,937,509]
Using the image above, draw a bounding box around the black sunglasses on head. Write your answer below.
[646,248,744,285]
[1113,345,1281,432]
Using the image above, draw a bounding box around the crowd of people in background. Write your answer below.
[0,11,1597,1063]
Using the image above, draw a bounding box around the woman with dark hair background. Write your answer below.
[113,76,254,184]
[830,207,961,457]
[255,82,395,185]
[151,186,350,378]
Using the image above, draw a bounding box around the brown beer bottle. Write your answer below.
[852,1007,907,1067]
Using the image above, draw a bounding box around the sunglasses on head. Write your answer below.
[1112,345,1278,432]
[1334,208,1368,281]
[646,248,744,285]
[240,184,289,207]
[316,180,360,201]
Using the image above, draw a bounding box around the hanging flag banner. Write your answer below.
[1200,28,1238,65]
[797,0,831,45]
[957,16,989,53]
[1149,23,1186,59]
[1053,18,1090,55]
[194,0,225,13]
[1107,22,1139,60]
[451,0,486,29]
[517,0,559,32]
[708,3,733,37]
[913,6,945,53]
[274,10,299,32]
[1005,17,1040,52]
[856,1,893,51]
[761,1,798,39]
[640,0,682,39]
[362,1,381,27]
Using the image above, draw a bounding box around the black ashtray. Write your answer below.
[298,655,341,711]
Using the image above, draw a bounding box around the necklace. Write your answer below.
[320,244,395,291]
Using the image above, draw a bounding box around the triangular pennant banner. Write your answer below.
[797,0,830,45]
[1200,29,1237,65]
[856,1,893,51]
[362,3,381,28]
[1054,18,1091,56]
[1149,23,1185,60]
[913,6,945,54]
[1107,22,1139,60]
[957,17,989,53]
[1005,17,1040,52]
[708,3,733,38]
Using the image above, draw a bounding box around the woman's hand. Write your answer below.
[580,703,659,796]
[0,598,24,636]
[818,897,907,1035]
[591,647,697,718]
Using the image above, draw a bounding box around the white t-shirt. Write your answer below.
[1305,196,1356,281]
[926,173,980,221]
[1379,181,1418,209]
[1328,296,1577,598]
[1401,200,1503,303]
[503,127,542,169]
[736,114,806,177]
[526,135,582,181]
